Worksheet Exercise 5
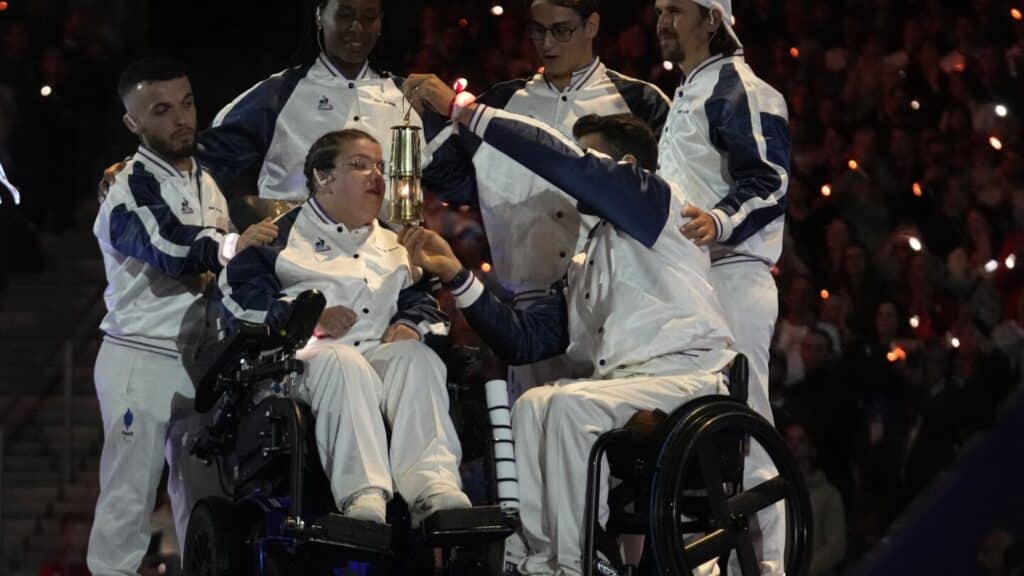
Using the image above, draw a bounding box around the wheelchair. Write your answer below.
[580,355,813,576]
[180,290,518,575]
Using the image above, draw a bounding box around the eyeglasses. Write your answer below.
[528,22,580,43]
[340,156,386,175]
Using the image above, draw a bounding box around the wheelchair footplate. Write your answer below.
[421,505,519,547]
[286,513,392,556]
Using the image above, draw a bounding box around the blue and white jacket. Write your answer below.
[433,59,670,301]
[449,105,735,377]
[94,147,234,357]
[218,197,448,355]
[658,51,790,266]
[198,54,456,202]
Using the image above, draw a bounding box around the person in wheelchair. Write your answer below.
[217,128,471,527]
[397,108,736,575]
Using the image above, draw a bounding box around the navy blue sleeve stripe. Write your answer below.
[606,71,671,135]
[704,63,789,245]
[477,79,528,110]
[482,111,672,248]
[108,166,222,277]
[723,198,787,245]
[197,64,311,191]
[461,280,569,365]
[218,206,300,331]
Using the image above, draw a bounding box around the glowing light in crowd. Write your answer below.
[995,104,1008,117]
[0,2,9,11]
[458,18,469,28]
[1006,254,1016,270]
[886,346,907,363]
[663,61,674,71]
[1012,8,1023,21]
[912,182,923,197]
[820,184,832,197]
[910,100,921,110]
[789,47,799,59]
[848,159,859,171]
[909,315,920,329]
[820,289,830,300]
[950,336,961,349]
[40,85,52,97]
[985,259,999,273]
[908,236,922,252]
[481,262,492,273]
[490,5,504,16]
[452,77,469,92]
[989,136,1003,150]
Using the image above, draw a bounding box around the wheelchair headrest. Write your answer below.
[727,353,749,404]
[228,196,297,230]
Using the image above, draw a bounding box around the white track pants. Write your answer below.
[507,357,727,575]
[88,341,195,576]
[710,261,785,575]
[296,340,464,509]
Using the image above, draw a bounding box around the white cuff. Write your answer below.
[710,208,733,242]
[452,273,485,308]
[468,104,498,138]
[218,232,240,266]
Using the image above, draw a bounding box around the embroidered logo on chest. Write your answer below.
[318,95,334,111]
[314,237,331,253]
[180,199,194,215]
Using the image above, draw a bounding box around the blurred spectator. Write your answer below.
[784,422,847,576]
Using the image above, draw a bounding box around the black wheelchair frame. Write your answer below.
[182,290,519,575]
[580,355,813,576]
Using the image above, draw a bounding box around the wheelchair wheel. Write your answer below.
[183,497,242,576]
[649,402,812,576]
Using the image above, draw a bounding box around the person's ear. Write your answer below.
[585,12,600,40]
[123,113,140,135]
[314,169,334,188]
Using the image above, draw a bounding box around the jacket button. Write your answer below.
[599,359,606,366]
[362,308,369,314]
[584,292,590,299]
[561,96,567,102]
[337,226,344,232]
[555,211,563,218]
[353,116,361,122]
[598,326,604,334]
[353,253,360,259]
[348,82,355,89]
[354,341,361,346]
[559,251,566,258]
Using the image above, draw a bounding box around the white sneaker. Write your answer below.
[411,486,472,526]
[343,489,387,524]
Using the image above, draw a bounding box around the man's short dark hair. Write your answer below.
[525,0,600,20]
[697,6,741,57]
[117,58,188,101]
[572,113,659,171]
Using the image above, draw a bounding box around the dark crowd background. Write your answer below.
[1,1,1023,574]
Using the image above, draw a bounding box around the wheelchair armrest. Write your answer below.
[727,353,749,405]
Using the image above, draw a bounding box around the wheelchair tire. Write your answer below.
[183,497,242,576]
[649,403,812,576]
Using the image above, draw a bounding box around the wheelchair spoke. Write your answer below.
[728,477,789,517]
[695,435,729,525]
